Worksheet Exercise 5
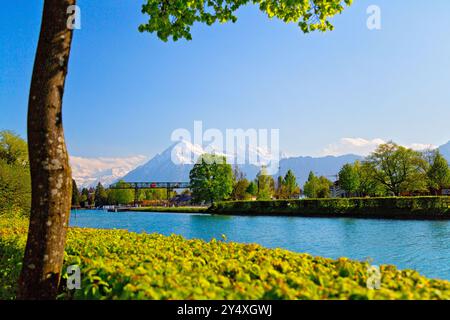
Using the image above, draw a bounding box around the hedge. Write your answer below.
[1,217,449,300]
[208,197,450,219]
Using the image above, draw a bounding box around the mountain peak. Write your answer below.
[439,141,450,159]
[164,139,284,166]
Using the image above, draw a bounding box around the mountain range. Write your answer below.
[71,140,450,188]
[122,140,364,186]
[70,155,147,188]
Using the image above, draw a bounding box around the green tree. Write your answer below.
[71,179,80,207]
[230,166,251,200]
[275,175,285,199]
[283,169,300,199]
[21,0,353,299]
[355,161,385,196]
[94,182,108,207]
[80,188,90,208]
[140,0,353,41]
[141,189,167,201]
[256,166,275,200]
[0,131,29,166]
[231,178,251,200]
[88,187,96,206]
[0,160,31,217]
[79,193,87,206]
[246,181,258,197]
[189,154,233,204]
[0,131,31,216]
[107,181,134,205]
[317,176,332,198]
[427,151,450,195]
[338,163,360,196]
[366,142,428,196]
[303,172,332,198]
[303,172,318,198]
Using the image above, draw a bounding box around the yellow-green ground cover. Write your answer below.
[1,217,449,300]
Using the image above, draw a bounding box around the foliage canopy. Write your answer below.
[189,154,234,203]
[139,0,353,41]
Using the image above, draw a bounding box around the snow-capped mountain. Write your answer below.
[74,140,450,188]
[121,140,363,185]
[168,139,280,166]
[439,141,450,161]
[122,139,280,182]
[70,155,147,188]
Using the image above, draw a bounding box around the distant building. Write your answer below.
[330,180,347,198]
[170,194,192,206]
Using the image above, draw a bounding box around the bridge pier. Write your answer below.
[134,186,139,207]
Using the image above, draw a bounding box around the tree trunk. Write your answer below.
[18,0,76,300]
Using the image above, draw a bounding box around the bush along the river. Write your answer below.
[208,197,450,219]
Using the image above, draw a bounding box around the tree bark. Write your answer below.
[18,0,75,300]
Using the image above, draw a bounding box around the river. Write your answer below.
[69,209,450,281]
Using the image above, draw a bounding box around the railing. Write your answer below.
[109,182,190,190]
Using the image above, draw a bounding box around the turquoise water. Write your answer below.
[69,210,450,281]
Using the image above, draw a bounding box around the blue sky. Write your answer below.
[1,0,450,159]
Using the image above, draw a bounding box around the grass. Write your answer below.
[1,217,449,300]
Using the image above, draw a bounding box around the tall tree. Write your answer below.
[317,176,332,198]
[256,166,275,200]
[303,171,331,198]
[366,142,428,196]
[283,169,299,199]
[139,0,353,41]
[355,161,384,197]
[0,131,31,217]
[71,179,80,207]
[246,181,258,198]
[18,0,76,300]
[275,175,285,199]
[94,182,108,207]
[338,163,360,196]
[189,154,233,204]
[303,171,318,198]
[0,131,29,166]
[231,178,251,200]
[0,166,31,218]
[21,0,352,299]
[80,188,90,207]
[427,151,450,195]
[230,166,251,200]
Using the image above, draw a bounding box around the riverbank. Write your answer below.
[1,217,449,300]
[208,197,450,220]
[129,206,208,214]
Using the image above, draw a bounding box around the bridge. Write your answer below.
[109,181,190,204]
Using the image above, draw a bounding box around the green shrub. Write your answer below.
[209,197,450,219]
[1,217,449,300]
[0,160,31,217]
